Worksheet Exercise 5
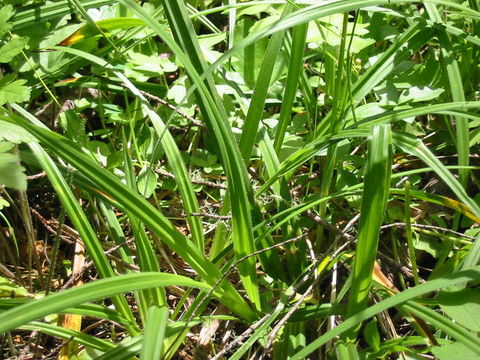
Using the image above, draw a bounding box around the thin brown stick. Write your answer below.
[30,208,75,244]
[43,337,74,360]
[304,209,355,241]
[190,212,231,220]
[210,314,271,360]
[166,233,309,357]
[126,86,203,127]
[156,168,227,190]
[60,239,137,290]
[34,101,53,118]
[263,238,355,354]
[27,172,47,181]
[0,263,16,279]
[381,222,476,240]
[377,252,414,279]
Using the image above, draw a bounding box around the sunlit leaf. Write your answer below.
[0,37,28,62]
[0,152,27,191]
[0,74,30,105]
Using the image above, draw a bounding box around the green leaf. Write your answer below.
[0,272,210,334]
[437,288,480,331]
[0,120,37,143]
[140,306,169,360]
[59,109,87,145]
[0,74,30,105]
[128,52,177,75]
[335,342,360,360]
[346,125,392,318]
[57,17,144,46]
[398,86,445,104]
[0,37,28,62]
[291,267,480,360]
[0,196,9,210]
[0,5,13,37]
[167,83,187,104]
[364,318,380,351]
[0,152,27,191]
[432,342,480,360]
[137,166,158,198]
[0,276,28,297]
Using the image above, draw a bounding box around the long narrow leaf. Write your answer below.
[239,3,293,161]
[274,22,308,153]
[0,272,209,334]
[425,4,469,187]
[140,306,169,360]
[290,267,480,359]
[346,125,392,317]
[4,107,256,321]
[27,142,139,335]
[147,0,261,310]
[403,301,480,353]
[22,322,114,351]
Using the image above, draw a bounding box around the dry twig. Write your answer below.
[156,168,227,190]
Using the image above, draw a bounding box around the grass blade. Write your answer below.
[403,301,480,354]
[290,266,480,359]
[149,0,261,310]
[95,336,142,360]
[122,135,166,315]
[4,106,256,321]
[22,322,114,351]
[140,306,169,360]
[346,125,392,317]
[425,3,469,187]
[239,3,293,161]
[0,272,209,334]
[27,142,139,335]
[274,21,308,153]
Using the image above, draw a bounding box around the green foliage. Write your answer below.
[0,0,480,359]
[0,152,27,191]
[0,6,30,105]
[0,37,28,62]
[437,288,480,331]
[0,5,13,36]
[0,74,30,106]
[0,120,36,190]
[432,342,480,360]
